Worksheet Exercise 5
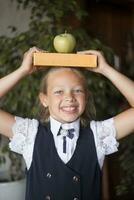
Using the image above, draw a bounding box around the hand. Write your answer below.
[20,46,45,75]
[77,50,110,74]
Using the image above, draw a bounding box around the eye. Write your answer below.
[73,89,84,94]
[54,90,63,95]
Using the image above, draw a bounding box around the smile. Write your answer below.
[60,106,78,113]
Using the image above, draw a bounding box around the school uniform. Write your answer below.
[9,116,119,200]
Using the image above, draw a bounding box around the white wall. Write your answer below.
[0,0,31,36]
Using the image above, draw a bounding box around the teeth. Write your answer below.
[61,106,76,112]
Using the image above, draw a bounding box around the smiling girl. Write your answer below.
[0,47,134,200]
[39,67,92,125]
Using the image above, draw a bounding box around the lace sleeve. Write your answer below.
[90,118,119,168]
[9,116,39,169]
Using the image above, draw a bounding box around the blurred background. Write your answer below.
[0,0,134,200]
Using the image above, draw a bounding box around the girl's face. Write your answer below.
[39,68,87,123]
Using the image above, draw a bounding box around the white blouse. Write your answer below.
[9,116,119,170]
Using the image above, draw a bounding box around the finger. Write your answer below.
[77,50,102,56]
[29,46,39,53]
[29,46,47,53]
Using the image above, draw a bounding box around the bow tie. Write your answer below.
[59,128,75,139]
[58,127,75,153]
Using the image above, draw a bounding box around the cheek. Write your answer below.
[48,95,62,107]
[81,99,86,109]
[77,95,86,108]
[82,96,87,107]
[79,94,86,102]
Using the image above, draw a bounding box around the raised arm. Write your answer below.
[0,47,40,138]
[98,53,134,140]
[78,50,134,140]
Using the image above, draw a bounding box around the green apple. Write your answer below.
[53,32,76,53]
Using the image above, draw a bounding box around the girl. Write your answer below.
[0,47,134,200]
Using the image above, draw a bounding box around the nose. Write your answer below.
[64,92,74,102]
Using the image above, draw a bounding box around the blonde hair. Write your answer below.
[38,67,96,127]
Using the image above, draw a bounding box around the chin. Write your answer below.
[52,113,80,123]
[60,116,79,123]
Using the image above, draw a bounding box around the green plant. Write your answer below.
[0,0,122,184]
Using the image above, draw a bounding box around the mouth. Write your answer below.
[60,105,78,113]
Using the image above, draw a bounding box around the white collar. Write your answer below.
[50,116,80,138]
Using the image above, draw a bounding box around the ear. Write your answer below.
[39,92,48,108]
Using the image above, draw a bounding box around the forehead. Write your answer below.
[47,68,85,84]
